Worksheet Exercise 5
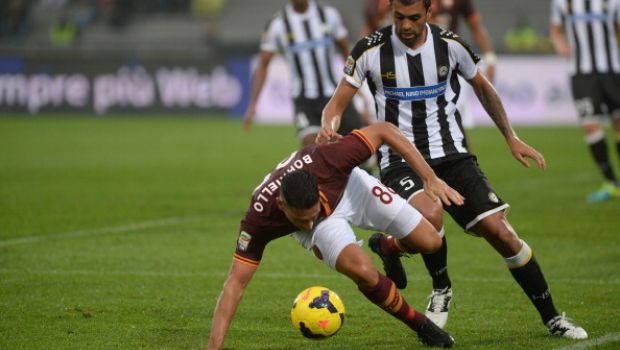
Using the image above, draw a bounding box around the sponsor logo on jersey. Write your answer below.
[344,56,356,76]
[383,81,447,101]
[488,192,499,203]
[381,71,396,80]
[237,231,252,252]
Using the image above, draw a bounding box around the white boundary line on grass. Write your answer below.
[0,215,213,247]
[552,332,620,350]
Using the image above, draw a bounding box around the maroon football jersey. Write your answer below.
[430,0,476,33]
[233,130,374,268]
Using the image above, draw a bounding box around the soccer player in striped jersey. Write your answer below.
[243,0,366,146]
[551,0,620,202]
[206,122,463,349]
[318,0,588,340]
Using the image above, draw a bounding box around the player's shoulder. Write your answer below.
[432,23,461,42]
[264,10,284,31]
[350,26,392,59]
[433,24,480,62]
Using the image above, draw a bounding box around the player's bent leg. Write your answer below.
[472,212,587,339]
[368,194,439,289]
[337,245,454,348]
[470,211,522,257]
[409,192,453,328]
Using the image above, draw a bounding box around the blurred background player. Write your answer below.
[361,0,391,36]
[243,0,367,146]
[429,0,497,132]
[550,0,620,202]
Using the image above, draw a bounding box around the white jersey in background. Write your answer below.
[260,0,348,99]
[551,0,620,76]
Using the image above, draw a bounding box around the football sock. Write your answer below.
[587,131,617,183]
[505,240,559,324]
[379,234,409,255]
[422,230,451,290]
[359,273,427,331]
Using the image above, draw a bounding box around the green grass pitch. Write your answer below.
[0,116,619,350]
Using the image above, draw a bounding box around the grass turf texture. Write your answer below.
[0,116,618,350]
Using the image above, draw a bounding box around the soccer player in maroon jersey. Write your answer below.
[206,122,464,349]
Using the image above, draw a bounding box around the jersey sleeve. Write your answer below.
[234,224,271,268]
[260,15,282,53]
[326,6,348,41]
[446,35,481,80]
[343,38,372,88]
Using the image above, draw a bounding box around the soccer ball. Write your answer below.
[290,286,345,339]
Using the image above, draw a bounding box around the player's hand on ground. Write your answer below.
[508,137,546,170]
[423,177,465,207]
[315,126,342,144]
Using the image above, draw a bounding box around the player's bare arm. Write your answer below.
[206,260,258,350]
[550,24,571,58]
[470,72,546,170]
[243,51,274,133]
[317,79,359,144]
[362,123,464,206]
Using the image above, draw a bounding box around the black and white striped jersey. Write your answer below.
[344,24,480,170]
[260,0,348,99]
[551,0,620,75]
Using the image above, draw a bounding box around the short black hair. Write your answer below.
[390,0,431,11]
[280,170,319,209]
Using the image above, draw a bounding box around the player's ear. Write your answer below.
[275,195,285,211]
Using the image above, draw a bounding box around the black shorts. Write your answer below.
[293,96,362,139]
[381,156,509,233]
[571,73,620,121]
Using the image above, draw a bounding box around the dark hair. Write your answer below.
[389,0,431,11]
[280,170,319,209]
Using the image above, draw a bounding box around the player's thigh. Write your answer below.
[307,217,358,270]
[437,156,509,234]
[381,166,443,227]
[345,168,423,237]
[571,74,605,123]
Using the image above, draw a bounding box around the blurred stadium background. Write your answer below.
[1,0,572,123]
[1,1,619,350]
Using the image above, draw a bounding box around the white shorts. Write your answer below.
[293,167,423,269]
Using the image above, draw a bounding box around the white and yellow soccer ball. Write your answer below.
[290,286,345,339]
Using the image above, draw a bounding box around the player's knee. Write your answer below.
[349,262,379,287]
[419,228,442,254]
[411,198,443,230]
[404,219,442,254]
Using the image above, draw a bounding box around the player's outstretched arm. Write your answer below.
[362,122,464,206]
[317,79,359,144]
[244,51,274,134]
[206,260,258,350]
[470,72,546,170]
